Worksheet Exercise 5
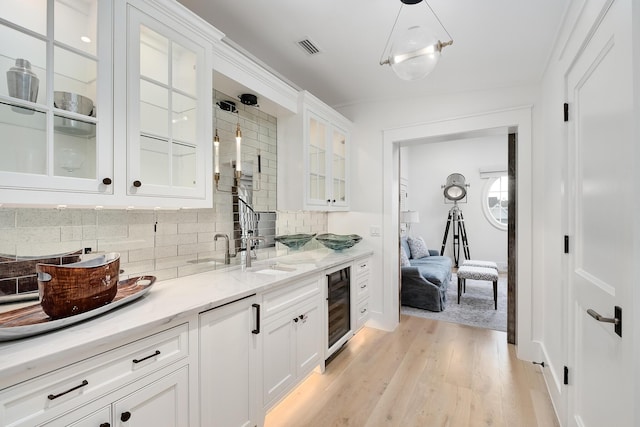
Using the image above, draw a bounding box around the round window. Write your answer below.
[482,175,508,230]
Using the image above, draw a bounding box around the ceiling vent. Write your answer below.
[297,38,321,56]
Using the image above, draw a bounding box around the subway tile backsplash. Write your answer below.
[0,207,328,299]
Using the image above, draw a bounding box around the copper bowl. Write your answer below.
[36,253,120,319]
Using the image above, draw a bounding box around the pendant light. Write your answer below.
[379,0,453,81]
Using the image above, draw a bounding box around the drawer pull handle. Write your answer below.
[47,379,88,400]
[252,303,261,334]
[361,308,367,314]
[132,350,160,364]
[121,411,132,422]
[360,284,367,289]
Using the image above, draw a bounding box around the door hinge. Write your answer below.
[564,235,569,253]
[563,103,569,122]
[564,366,569,385]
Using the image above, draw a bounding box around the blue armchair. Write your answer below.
[401,238,452,312]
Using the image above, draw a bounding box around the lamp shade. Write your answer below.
[401,210,420,224]
[443,173,467,201]
[389,26,441,80]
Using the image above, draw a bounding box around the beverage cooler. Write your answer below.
[326,264,353,358]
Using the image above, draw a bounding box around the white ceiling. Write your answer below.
[178,0,570,109]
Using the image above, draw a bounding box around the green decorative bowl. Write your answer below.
[315,233,362,251]
[274,233,316,250]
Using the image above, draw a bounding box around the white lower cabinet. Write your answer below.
[261,278,322,411]
[352,257,371,331]
[43,366,190,427]
[199,296,259,427]
[0,321,195,427]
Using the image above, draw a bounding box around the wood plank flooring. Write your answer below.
[264,315,559,427]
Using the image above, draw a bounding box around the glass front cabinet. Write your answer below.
[278,91,351,212]
[0,0,113,201]
[0,0,214,208]
[306,111,349,210]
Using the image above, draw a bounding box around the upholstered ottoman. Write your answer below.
[461,260,498,271]
[456,265,499,309]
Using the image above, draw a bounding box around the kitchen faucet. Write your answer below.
[214,233,230,264]
[241,236,266,268]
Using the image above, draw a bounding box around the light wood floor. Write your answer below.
[265,315,559,427]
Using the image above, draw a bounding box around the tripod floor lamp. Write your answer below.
[440,173,470,267]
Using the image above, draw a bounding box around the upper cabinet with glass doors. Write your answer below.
[278,91,351,211]
[0,0,113,202]
[118,0,212,204]
[0,0,215,207]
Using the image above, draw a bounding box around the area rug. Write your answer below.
[401,273,508,332]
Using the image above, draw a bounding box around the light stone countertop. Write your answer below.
[0,246,373,387]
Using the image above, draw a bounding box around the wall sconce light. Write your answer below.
[235,118,242,180]
[379,0,453,81]
[214,125,241,194]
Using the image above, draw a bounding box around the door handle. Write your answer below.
[252,303,261,334]
[587,306,622,337]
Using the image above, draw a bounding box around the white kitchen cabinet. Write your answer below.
[261,277,323,410]
[0,0,215,208]
[116,0,213,206]
[112,366,190,427]
[0,321,195,427]
[352,257,371,331]
[0,0,114,199]
[42,366,190,427]
[278,91,351,211]
[199,296,260,427]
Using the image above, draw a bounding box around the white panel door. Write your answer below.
[199,297,258,427]
[113,366,189,427]
[567,1,634,426]
[262,312,295,408]
[295,300,322,378]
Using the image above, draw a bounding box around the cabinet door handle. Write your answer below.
[132,350,160,364]
[293,317,299,323]
[132,180,142,188]
[360,307,367,314]
[360,284,367,289]
[47,379,88,400]
[252,303,261,334]
[102,177,112,185]
[121,411,132,422]
[99,423,111,427]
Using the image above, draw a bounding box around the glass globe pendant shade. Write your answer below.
[389,25,441,80]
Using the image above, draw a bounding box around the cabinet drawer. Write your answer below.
[0,323,189,427]
[355,275,370,300]
[262,277,320,318]
[354,259,370,277]
[356,299,370,330]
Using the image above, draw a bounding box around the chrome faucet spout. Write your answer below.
[241,236,266,268]
[214,233,230,264]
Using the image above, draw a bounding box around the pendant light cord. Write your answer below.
[423,0,453,41]
[379,4,404,65]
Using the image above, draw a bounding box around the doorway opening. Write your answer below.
[397,130,516,340]
[381,106,533,357]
